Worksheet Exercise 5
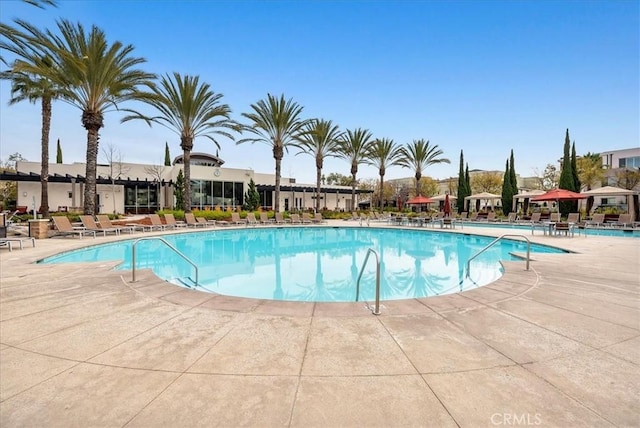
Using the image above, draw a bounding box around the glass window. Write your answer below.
[223,181,234,208]
[234,182,244,208]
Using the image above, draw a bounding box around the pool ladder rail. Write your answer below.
[466,234,531,278]
[131,237,199,287]
[355,248,381,315]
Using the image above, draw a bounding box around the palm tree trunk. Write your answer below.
[351,163,357,212]
[40,96,51,218]
[415,172,421,196]
[183,148,191,212]
[83,128,99,215]
[315,157,322,213]
[274,144,283,212]
[380,174,384,210]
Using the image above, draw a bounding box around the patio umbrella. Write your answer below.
[443,194,451,217]
[531,188,587,212]
[406,195,434,213]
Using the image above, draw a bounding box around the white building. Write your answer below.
[6,153,367,214]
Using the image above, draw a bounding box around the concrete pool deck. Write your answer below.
[1,221,638,427]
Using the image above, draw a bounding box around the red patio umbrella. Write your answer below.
[531,189,587,212]
[406,195,434,213]
[406,195,434,204]
[443,194,451,217]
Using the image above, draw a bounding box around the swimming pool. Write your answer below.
[462,221,640,238]
[40,227,567,302]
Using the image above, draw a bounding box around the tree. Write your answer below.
[397,138,450,197]
[456,151,469,213]
[174,169,184,209]
[164,142,171,166]
[243,178,260,211]
[558,129,577,216]
[144,164,166,211]
[509,149,518,194]
[6,20,155,215]
[534,164,560,190]
[238,94,306,213]
[123,72,236,212]
[416,176,438,198]
[0,20,67,218]
[471,172,502,194]
[463,164,471,212]
[0,153,25,210]
[364,138,403,210]
[56,139,62,163]
[102,143,129,214]
[501,159,514,214]
[336,128,373,211]
[293,119,343,212]
[615,168,640,190]
[325,172,352,186]
[577,152,604,214]
[571,142,581,193]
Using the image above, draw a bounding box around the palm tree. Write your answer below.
[293,119,343,212]
[577,152,604,214]
[11,20,154,215]
[397,139,450,196]
[364,138,403,210]
[1,21,64,218]
[336,128,373,211]
[122,72,237,212]
[238,94,307,213]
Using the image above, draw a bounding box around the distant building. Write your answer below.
[3,153,369,214]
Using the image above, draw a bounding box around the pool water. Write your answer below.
[40,227,567,302]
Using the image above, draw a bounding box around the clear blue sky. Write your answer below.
[1,0,638,184]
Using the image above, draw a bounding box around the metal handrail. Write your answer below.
[355,248,381,315]
[466,234,530,278]
[131,237,199,286]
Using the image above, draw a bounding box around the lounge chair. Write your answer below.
[301,213,314,224]
[275,213,290,224]
[500,212,517,223]
[185,213,207,228]
[468,212,478,222]
[246,213,259,227]
[96,215,136,234]
[529,212,547,235]
[259,212,274,225]
[80,215,117,236]
[164,213,187,228]
[51,216,96,239]
[148,214,169,230]
[230,212,246,225]
[290,213,302,224]
[0,240,14,251]
[549,212,561,222]
[196,217,216,227]
[584,213,605,228]
[611,214,633,228]
[566,213,580,224]
[312,213,326,224]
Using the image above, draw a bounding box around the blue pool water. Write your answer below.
[40,227,568,302]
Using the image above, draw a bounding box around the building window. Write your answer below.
[619,156,640,168]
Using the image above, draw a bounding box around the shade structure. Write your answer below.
[581,186,637,221]
[464,192,500,212]
[531,189,587,202]
[406,195,434,204]
[430,194,457,201]
[580,186,634,196]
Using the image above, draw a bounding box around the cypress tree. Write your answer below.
[464,164,471,212]
[558,129,574,217]
[456,150,466,213]
[509,149,518,194]
[164,142,171,166]
[174,169,185,209]
[56,139,62,163]
[501,158,513,214]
